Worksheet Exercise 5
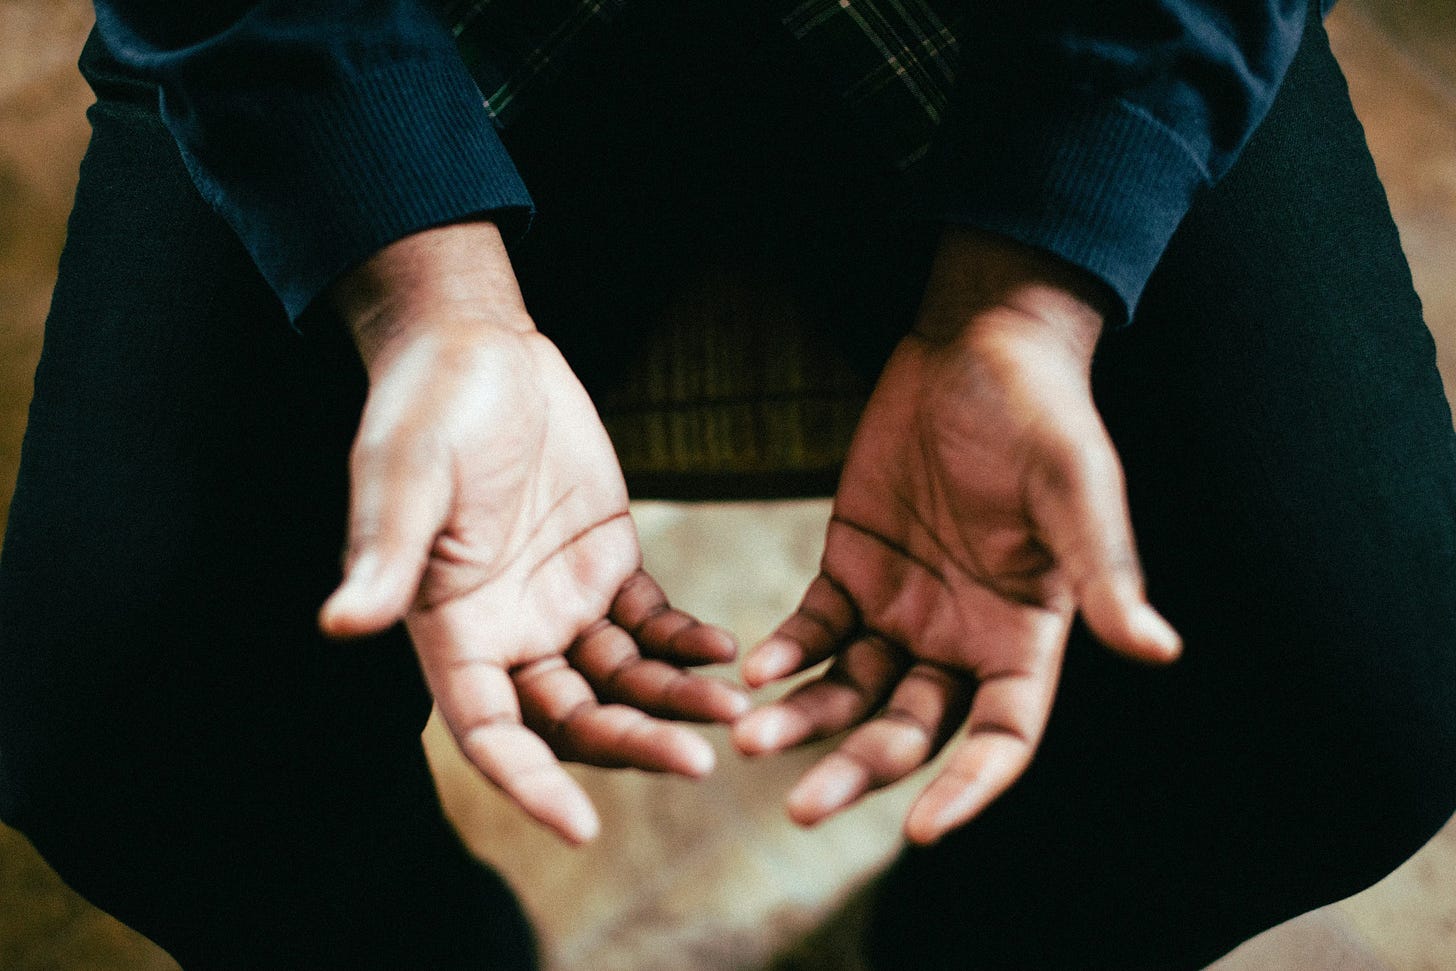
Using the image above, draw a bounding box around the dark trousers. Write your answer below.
[2,4,1454,970]
[867,8,1456,971]
[0,31,538,971]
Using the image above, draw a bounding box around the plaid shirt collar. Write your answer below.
[438,0,960,170]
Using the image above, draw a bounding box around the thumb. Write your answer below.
[319,441,451,639]
[1030,431,1181,664]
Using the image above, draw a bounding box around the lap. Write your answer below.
[5,9,1452,969]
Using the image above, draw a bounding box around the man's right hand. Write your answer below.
[318,222,746,844]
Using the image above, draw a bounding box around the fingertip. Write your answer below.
[649,724,719,779]
[675,678,749,725]
[462,722,603,845]
[1132,604,1182,662]
[729,722,755,756]
[785,782,829,828]
[742,638,800,688]
[317,597,349,639]
[786,799,825,829]
[902,810,944,847]
[318,550,419,640]
[318,584,398,640]
[664,623,740,666]
[678,735,717,778]
[904,783,984,846]
[1107,602,1182,665]
[717,687,752,722]
[551,791,602,846]
[785,761,864,826]
[699,626,740,663]
[731,707,789,755]
[1083,580,1181,665]
[562,815,601,846]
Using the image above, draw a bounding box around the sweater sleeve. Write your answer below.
[92,0,534,321]
[918,0,1309,322]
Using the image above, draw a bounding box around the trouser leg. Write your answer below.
[866,7,1456,969]
[0,34,536,971]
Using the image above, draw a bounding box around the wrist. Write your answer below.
[329,220,534,376]
[915,228,1112,368]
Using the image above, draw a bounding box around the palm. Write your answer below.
[735,320,1178,844]
[825,332,1075,677]
[406,333,643,710]
[329,329,743,843]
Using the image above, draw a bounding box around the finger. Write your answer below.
[319,439,450,639]
[732,635,906,755]
[903,664,1055,845]
[432,659,600,844]
[1029,435,1181,664]
[742,573,859,688]
[570,620,748,723]
[783,664,972,826]
[610,569,738,665]
[516,656,717,778]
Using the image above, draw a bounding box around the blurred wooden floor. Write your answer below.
[2,2,1454,968]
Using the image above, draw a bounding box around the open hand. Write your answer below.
[319,223,746,843]
[733,230,1180,845]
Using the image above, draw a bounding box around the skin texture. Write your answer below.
[318,221,748,844]
[316,220,1178,848]
[732,228,1181,845]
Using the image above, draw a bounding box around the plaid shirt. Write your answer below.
[439,0,961,169]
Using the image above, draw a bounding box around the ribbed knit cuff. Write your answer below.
[167,56,534,322]
[916,80,1211,326]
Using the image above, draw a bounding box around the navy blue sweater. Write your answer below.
[92,0,1329,323]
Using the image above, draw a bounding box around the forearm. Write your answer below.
[93,0,533,321]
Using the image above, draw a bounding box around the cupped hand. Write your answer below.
[732,229,1180,845]
[318,222,746,844]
